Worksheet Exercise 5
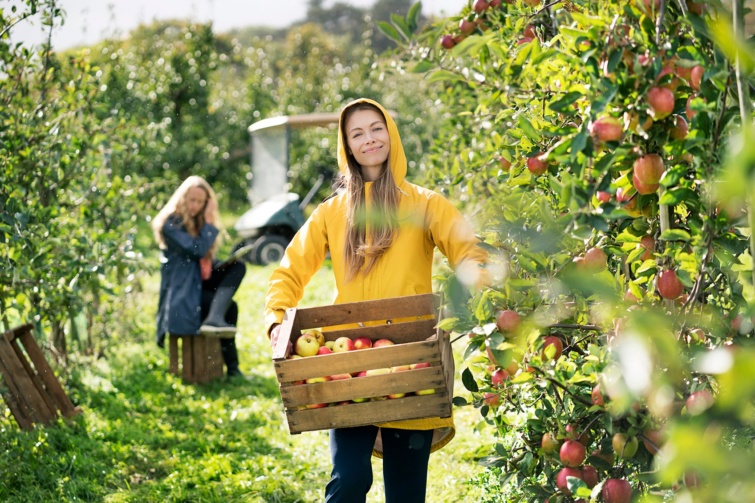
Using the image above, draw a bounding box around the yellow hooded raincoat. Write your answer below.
[264,98,487,457]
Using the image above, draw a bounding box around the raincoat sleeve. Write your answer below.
[426,194,488,287]
[264,205,330,334]
[162,218,218,260]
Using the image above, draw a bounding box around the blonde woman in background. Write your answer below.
[152,176,246,378]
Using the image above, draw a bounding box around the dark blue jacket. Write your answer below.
[156,215,219,345]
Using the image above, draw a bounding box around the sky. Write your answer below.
[9,0,466,50]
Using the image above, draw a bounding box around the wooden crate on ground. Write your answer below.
[272,293,454,434]
[0,324,81,430]
[168,334,224,383]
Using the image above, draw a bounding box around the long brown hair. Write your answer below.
[340,102,400,281]
[151,175,222,257]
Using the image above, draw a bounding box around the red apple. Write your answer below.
[581,465,598,488]
[633,153,664,195]
[353,336,372,350]
[669,115,689,141]
[329,372,352,381]
[489,0,501,6]
[373,338,395,348]
[410,362,431,370]
[555,467,583,494]
[496,309,521,334]
[483,392,500,407]
[516,36,534,46]
[590,116,623,144]
[642,428,664,455]
[317,345,333,355]
[560,439,586,467]
[657,269,684,300]
[459,18,476,35]
[583,247,608,271]
[602,478,632,503]
[440,34,456,50]
[686,0,705,15]
[541,336,564,361]
[526,153,548,175]
[686,389,714,415]
[473,0,490,14]
[332,336,355,353]
[591,384,604,406]
[499,156,512,171]
[690,65,704,90]
[522,0,540,6]
[639,234,654,261]
[491,368,510,388]
[294,334,321,357]
[647,86,675,120]
[523,24,537,39]
[541,432,560,454]
[686,93,698,121]
[688,328,707,344]
[596,191,611,203]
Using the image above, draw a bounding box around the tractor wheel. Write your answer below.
[253,234,289,265]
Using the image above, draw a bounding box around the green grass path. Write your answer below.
[0,263,494,502]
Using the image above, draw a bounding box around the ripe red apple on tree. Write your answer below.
[642,427,665,455]
[669,115,689,141]
[473,0,490,14]
[596,191,611,203]
[491,368,510,388]
[440,34,456,50]
[632,153,665,195]
[560,439,586,467]
[591,384,605,406]
[582,246,608,271]
[555,466,583,494]
[541,336,564,361]
[688,327,707,344]
[523,24,536,39]
[459,17,476,36]
[638,234,654,260]
[581,465,598,488]
[686,389,714,415]
[498,156,512,171]
[686,93,698,121]
[602,478,632,503]
[526,153,548,176]
[690,64,704,90]
[495,309,521,334]
[646,86,675,120]
[483,392,500,407]
[590,116,623,144]
[657,269,684,300]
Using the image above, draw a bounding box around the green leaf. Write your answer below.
[659,229,691,242]
[548,92,583,113]
[518,115,541,142]
[390,13,411,40]
[412,60,435,73]
[659,187,696,206]
[406,1,421,32]
[376,21,402,44]
[427,69,466,84]
[461,367,479,392]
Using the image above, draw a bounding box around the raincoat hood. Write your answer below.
[336,98,407,186]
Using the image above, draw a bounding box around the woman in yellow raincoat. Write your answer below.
[264,98,487,503]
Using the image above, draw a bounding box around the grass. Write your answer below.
[0,260,496,502]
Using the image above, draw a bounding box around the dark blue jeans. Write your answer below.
[324,426,434,503]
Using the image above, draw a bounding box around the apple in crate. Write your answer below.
[373,338,395,348]
[329,373,352,381]
[365,368,391,376]
[302,328,325,346]
[295,334,321,357]
[333,336,355,352]
[410,362,431,370]
[353,336,372,349]
[317,346,333,355]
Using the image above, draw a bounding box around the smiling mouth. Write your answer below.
[363,146,382,154]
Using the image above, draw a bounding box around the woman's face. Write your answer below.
[344,108,390,179]
[186,186,208,218]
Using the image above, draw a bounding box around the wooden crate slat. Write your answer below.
[0,324,81,429]
[170,335,224,384]
[181,336,194,382]
[16,330,78,418]
[10,338,59,418]
[321,318,438,344]
[279,366,446,407]
[295,293,439,329]
[193,337,207,383]
[168,336,179,375]
[274,340,441,383]
[286,393,451,434]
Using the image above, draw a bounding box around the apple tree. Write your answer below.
[386,1,754,501]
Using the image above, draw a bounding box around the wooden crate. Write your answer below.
[272,293,454,434]
[168,334,224,383]
[0,324,81,430]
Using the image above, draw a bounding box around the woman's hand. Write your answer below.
[270,324,291,357]
[204,196,217,225]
